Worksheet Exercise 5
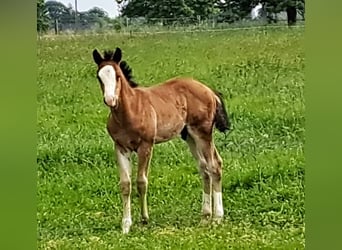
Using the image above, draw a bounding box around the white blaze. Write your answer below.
[98,65,117,106]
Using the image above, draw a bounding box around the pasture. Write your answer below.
[37,28,305,249]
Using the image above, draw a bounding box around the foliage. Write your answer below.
[44,1,111,31]
[256,0,305,23]
[37,0,50,33]
[39,0,305,32]
[120,0,192,19]
[297,0,305,19]
[79,7,111,28]
[216,0,253,23]
[45,0,72,21]
[121,0,219,19]
[37,28,304,248]
[120,0,305,24]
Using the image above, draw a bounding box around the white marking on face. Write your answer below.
[98,65,117,107]
[213,191,224,217]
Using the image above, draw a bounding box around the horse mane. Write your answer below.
[103,50,114,61]
[119,61,139,88]
[103,50,138,88]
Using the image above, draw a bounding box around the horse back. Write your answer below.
[145,78,217,133]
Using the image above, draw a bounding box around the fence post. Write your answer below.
[54,19,59,35]
[74,0,78,33]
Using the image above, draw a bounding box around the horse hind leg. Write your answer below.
[186,134,212,221]
[212,146,224,223]
[198,141,224,223]
[187,128,224,223]
[136,142,153,225]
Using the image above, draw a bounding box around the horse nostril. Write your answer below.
[103,98,107,105]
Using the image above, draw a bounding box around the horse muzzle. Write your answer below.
[104,96,118,107]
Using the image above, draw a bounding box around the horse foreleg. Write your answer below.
[137,142,153,224]
[116,146,132,234]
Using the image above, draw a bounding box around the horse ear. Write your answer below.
[92,49,103,65]
[113,47,122,63]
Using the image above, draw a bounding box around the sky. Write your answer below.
[52,0,120,18]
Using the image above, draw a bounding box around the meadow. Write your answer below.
[37,28,305,249]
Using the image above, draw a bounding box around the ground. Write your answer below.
[37,28,305,249]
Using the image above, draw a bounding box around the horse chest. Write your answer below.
[108,127,141,151]
[107,117,155,151]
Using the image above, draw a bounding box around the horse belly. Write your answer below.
[154,115,185,143]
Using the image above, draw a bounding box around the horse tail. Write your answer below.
[214,91,230,133]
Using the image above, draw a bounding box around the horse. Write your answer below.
[92,47,230,234]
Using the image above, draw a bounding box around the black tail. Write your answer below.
[214,91,230,133]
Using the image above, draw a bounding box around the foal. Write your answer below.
[92,47,230,234]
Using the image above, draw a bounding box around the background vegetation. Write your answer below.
[37,27,305,248]
[36,0,305,33]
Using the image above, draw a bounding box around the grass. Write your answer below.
[37,28,305,249]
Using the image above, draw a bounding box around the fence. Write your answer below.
[42,14,305,36]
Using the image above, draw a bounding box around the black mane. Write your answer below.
[102,50,138,88]
[119,61,138,88]
[103,50,114,61]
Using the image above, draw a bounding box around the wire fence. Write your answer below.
[41,14,305,37]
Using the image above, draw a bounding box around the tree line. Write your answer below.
[37,0,305,33]
[37,0,111,33]
[119,0,304,24]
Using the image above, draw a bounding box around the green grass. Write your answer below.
[37,28,305,249]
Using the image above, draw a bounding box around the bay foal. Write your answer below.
[92,47,230,233]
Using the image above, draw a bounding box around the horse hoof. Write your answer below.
[212,217,223,224]
[200,215,211,225]
[122,218,132,234]
[141,218,149,225]
[199,219,210,225]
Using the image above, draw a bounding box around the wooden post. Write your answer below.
[54,19,59,35]
[74,0,78,32]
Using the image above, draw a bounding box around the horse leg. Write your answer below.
[188,129,224,223]
[115,145,132,234]
[136,142,153,224]
[212,145,224,222]
[186,135,212,220]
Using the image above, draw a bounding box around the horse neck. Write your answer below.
[110,77,136,120]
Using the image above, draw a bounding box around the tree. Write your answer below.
[45,1,73,21]
[185,0,218,18]
[79,7,110,28]
[120,0,218,20]
[286,2,297,26]
[217,0,254,23]
[37,0,50,33]
[297,0,305,20]
[257,0,304,25]
[217,0,304,25]
[87,7,109,19]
